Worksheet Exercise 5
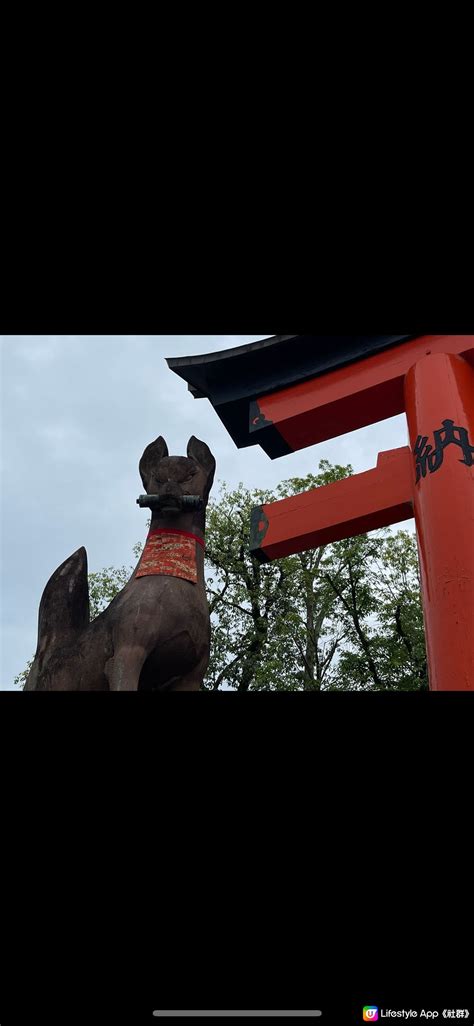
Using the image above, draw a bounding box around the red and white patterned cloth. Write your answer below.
[135,528,204,585]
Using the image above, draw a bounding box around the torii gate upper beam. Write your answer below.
[167,334,415,457]
[249,334,474,457]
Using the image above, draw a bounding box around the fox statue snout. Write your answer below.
[25,435,215,691]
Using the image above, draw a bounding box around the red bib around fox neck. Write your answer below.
[135,528,204,585]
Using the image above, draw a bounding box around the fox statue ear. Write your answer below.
[139,436,169,492]
[187,436,216,502]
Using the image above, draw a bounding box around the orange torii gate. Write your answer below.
[168,335,474,691]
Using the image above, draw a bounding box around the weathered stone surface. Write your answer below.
[24,435,215,691]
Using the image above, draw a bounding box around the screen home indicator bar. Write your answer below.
[153,1013,323,1018]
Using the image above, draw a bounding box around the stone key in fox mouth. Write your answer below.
[136,494,204,511]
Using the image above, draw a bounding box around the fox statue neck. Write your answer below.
[148,510,206,582]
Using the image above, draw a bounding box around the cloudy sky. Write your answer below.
[1,335,414,689]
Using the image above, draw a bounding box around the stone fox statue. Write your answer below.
[25,436,215,691]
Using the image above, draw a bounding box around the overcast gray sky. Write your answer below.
[1,335,414,688]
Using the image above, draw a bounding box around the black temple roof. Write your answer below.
[166,334,415,453]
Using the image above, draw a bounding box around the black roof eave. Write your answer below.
[166,333,416,450]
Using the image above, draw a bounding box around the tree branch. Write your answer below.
[395,604,414,658]
[325,568,388,690]
[210,649,248,690]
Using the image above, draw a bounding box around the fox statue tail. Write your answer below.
[24,547,90,690]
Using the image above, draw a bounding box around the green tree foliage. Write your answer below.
[14,659,33,689]
[88,542,143,620]
[14,468,428,690]
[320,531,427,691]
[204,462,428,691]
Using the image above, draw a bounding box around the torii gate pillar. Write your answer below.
[404,353,474,691]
